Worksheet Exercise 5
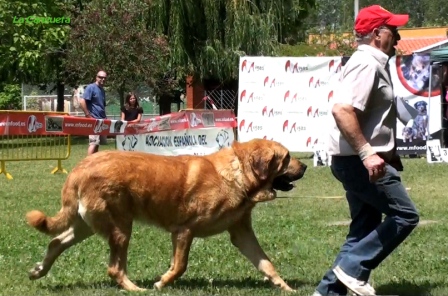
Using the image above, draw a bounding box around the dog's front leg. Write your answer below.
[228,213,294,291]
[154,229,193,290]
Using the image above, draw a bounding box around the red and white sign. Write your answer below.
[238,55,442,153]
[238,56,341,152]
[0,110,237,136]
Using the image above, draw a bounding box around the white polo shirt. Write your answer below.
[327,45,396,159]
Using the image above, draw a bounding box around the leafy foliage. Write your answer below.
[305,0,448,33]
[0,83,22,110]
[0,0,70,84]
[64,0,176,102]
[147,0,316,82]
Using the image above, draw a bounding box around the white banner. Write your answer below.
[238,56,342,152]
[116,127,235,156]
[237,55,442,153]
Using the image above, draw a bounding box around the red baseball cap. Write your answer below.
[355,5,409,34]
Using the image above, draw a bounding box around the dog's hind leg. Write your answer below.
[104,220,145,292]
[154,229,193,290]
[29,215,93,280]
[228,213,294,292]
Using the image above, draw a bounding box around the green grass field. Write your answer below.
[0,138,447,296]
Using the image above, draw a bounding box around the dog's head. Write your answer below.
[114,120,124,132]
[189,112,202,127]
[232,139,307,199]
[216,130,230,149]
[410,56,430,86]
[402,127,413,138]
[414,100,427,114]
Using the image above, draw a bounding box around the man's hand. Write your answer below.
[362,154,386,183]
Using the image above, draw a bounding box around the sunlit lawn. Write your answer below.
[0,137,447,295]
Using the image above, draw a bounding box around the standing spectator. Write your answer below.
[313,5,419,296]
[79,70,108,155]
[121,92,143,122]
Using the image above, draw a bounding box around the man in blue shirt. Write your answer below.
[79,70,108,155]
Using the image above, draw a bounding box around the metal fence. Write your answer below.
[204,89,237,112]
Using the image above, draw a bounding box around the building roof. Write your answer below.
[309,26,448,56]
[396,37,447,54]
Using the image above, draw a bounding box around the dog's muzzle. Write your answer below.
[272,163,307,192]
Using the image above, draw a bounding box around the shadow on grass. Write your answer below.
[145,277,309,290]
[46,277,309,291]
[376,280,438,296]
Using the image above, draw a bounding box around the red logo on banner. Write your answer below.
[309,76,321,88]
[329,60,342,73]
[264,76,270,87]
[27,115,42,133]
[247,122,253,132]
[262,106,268,116]
[241,59,255,73]
[262,107,279,117]
[240,90,246,102]
[285,60,308,73]
[93,119,109,133]
[239,119,246,132]
[283,120,305,133]
[283,120,289,132]
[306,137,312,147]
[240,90,255,103]
[305,137,319,147]
[284,91,299,103]
[264,76,283,87]
[328,90,334,102]
[284,90,290,102]
[307,106,312,117]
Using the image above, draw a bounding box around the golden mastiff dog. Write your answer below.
[26,138,307,292]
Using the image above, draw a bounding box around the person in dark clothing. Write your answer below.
[121,92,143,123]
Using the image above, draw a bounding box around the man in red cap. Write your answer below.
[313,5,419,296]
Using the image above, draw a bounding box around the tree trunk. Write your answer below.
[118,86,125,107]
[56,80,65,112]
[159,94,172,115]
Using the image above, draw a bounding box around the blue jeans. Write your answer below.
[316,156,419,295]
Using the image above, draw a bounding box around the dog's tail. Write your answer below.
[26,179,79,236]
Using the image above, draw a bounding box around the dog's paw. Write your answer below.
[284,286,297,292]
[153,281,164,290]
[134,287,147,292]
[278,283,296,292]
[28,262,45,280]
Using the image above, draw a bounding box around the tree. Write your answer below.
[0,0,75,111]
[147,0,316,82]
[64,0,176,107]
[304,0,448,34]
[0,83,21,110]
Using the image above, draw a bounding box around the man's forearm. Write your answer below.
[79,99,90,116]
[332,104,371,155]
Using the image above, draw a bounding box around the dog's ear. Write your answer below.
[250,149,275,181]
